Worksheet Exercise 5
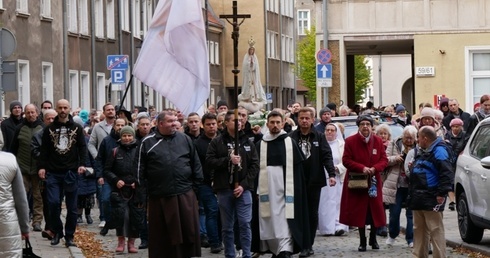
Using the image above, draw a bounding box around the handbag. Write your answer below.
[347,172,369,189]
[23,238,41,258]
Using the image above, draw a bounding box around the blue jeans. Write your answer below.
[217,189,252,258]
[199,201,207,236]
[389,187,413,244]
[97,182,112,222]
[46,172,78,240]
[198,184,220,247]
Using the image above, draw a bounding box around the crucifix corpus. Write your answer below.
[220,1,251,190]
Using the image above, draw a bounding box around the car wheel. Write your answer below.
[457,192,484,244]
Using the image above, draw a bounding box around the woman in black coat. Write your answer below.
[104,126,145,254]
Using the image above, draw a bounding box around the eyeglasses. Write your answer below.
[359,122,371,127]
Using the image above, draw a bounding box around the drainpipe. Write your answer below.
[91,0,97,107]
[264,1,270,109]
[378,54,382,107]
[279,0,283,108]
[129,0,135,107]
[63,0,69,98]
[323,0,328,107]
[117,0,123,102]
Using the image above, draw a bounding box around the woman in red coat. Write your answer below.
[339,115,388,252]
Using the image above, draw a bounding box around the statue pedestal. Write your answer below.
[238,100,264,113]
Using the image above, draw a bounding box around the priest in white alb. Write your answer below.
[252,111,310,258]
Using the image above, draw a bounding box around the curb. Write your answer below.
[69,245,85,258]
[446,239,490,257]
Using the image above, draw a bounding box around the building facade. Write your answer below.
[314,0,490,114]
[1,0,223,117]
[210,0,296,110]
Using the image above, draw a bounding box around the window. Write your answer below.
[79,0,89,34]
[69,70,79,109]
[42,62,54,102]
[80,71,90,110]
[141,0,152,37]
[298,10,310,35]
[96,73,106,110]
[121,0,130,31]
[470,126,490,159]
[0,0,3,9]
[106,0,115,39]
[16,0,28,13]
[67,0,78,32]
[214,42,220,65]
[466,47,490,112]
[41,0,51,17]
[267,31,278,59]
[133,0,141,38]
[94,0,104,37]
[18,60,30,105]
[209,41,215,64]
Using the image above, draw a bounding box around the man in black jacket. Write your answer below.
[195,113,222,254]
[37,99,88,247]
[289,107,336,257]
[136,111,203,258]
[206,110,259,258]
[1,100,23,151]
[442,98,471,132]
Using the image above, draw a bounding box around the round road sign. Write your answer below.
[316,48,332,64]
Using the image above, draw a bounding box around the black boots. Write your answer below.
[369,226,380,249]
[358,227,367,252]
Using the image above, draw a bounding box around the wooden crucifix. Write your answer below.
[219,1,251,190]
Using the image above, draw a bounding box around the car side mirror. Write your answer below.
[481,156,490,169]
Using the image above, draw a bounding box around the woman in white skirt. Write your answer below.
[318,123,349,236]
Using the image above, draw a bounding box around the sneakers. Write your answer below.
[385,237,395,246]
[449,202,456,211]
[98,221,106,228]
[408,242,414,248]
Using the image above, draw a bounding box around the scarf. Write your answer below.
[258,131,294,219]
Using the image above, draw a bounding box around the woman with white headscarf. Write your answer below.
[318,123,348,236]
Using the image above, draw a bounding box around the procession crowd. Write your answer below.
[0,94,489,258]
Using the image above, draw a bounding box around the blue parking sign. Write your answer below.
[111,69,126,84]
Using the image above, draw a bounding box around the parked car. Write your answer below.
[331,115,404,140]
[454,117,490,244]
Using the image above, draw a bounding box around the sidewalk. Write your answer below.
[399,201,490,257]
[29,201,490,257]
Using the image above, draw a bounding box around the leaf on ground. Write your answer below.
[74,227,114,258]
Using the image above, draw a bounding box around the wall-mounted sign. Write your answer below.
[415,66,435,77]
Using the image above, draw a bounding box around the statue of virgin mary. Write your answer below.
[238,37,267,113]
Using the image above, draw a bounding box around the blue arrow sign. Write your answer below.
[107,55,129,70]
[317,64,332,79]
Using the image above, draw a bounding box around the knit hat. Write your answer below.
[217,100,228,109]
[326,103,337,111]
[356,115,374,127]
[450,118,464,127]
[120,125,135,137]
[319,106,331,117]
[79,110,89,123]
[440,97,449,107]
[9,100,22,112]
[420,107,435,120]
[395,105,406,114]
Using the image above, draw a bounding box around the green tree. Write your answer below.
[294,26,317,102]
[354,55,371,103]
